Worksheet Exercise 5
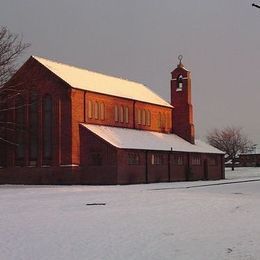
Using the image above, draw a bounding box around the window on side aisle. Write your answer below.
[128,153,140,165]
[151,154,163,165]
[191,154,201,165]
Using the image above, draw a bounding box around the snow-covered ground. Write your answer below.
[1,168,260,260]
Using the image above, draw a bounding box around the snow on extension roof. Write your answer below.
[81,124,224,154]
[33,56,172,108]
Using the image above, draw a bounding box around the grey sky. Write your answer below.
[1,0,260,144]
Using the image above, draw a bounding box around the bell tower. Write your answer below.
[171,55,195,144]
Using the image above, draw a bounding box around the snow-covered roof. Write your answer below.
[81,124,224,154]
[32,56,172,108]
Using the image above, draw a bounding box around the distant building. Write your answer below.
[239,153,260,167]
[0,56,224,184]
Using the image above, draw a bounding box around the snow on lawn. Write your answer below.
[226,167,260,180]
[1,168,260,260]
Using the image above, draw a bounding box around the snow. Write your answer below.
[82,123,224,154]
[1,167,260,260]
[33,56,172,108]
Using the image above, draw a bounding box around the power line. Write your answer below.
[252,3,260,9]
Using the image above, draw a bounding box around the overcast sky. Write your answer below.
[1,0,260,145]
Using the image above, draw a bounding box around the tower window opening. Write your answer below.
[177,75,183,91]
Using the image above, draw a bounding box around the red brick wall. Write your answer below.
[4,57,73,167]
[146,151,169,183]
[69,90,173,165]
[0,166,81,185]
[71,89,85,165]
[0,151,224,185]
[79,125,118,184]
[117,150,147,184]
[170,152,188,181]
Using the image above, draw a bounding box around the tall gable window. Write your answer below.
[29,92,38,165]
[15,96,25,164]
[0,95,6,167]
[43,95,53,164]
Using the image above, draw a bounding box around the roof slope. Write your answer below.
[33,56,171,108]
[81,124,224,154]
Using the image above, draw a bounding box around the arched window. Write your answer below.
[162,113,166,128]
[29,92,38,165]
[43,95,53,163]
[88,100,93,119]
[158,112,162,128]
[114,105,119,122]
[120,106,124,123]
[125,107,129,124]
[177,75,183,91]
[100,102,105,120]
[137,109,141,125]
[94,101,99,119]
[142,110,146,125]
[15,96,25,164]
[146,110,151,126]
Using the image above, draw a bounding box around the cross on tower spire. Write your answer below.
[177,54,184,68]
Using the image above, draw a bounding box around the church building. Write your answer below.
[0,56,224,184]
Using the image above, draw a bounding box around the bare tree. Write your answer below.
[207,126,253,171]
[0,26,30,149]
[0,26,30,85]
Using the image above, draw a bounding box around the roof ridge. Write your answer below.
[32,55,146,87]
[31,55,172,107]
